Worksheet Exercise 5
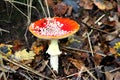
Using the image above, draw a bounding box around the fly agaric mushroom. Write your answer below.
[29,17,79,72]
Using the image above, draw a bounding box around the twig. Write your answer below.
[84,66,97,80]
[3,72,7,80]
[0,70,7,80]
[4,66,32,80]
[62,46,91,53]
[24,0,33,46]
[4,0,40,18]
[81,14,115,36]
[0,72,3,79]
[81,14,106,39]
[91,27,115,35]
[0,52,53,80]
[5,1,29,19]
[66,63,71,75]
[38,0,47,17]
[0,28,10,33]
[87,33,94,56]
[109,67,120,73]
[0,20,11,23]
[77,66,84,78]
[45,0,50,18]
[6,1,30,45]
[4,0,35,9]
[0,67,8,72]
[95,14,105,24]
[88,14,105,36]
[45,60,57,78]
[26,70,34,80]
[81,21,115,35]
[19,72,31,80]
[62,66,98,80]
[0,53,7,80]
[62,72,78,79]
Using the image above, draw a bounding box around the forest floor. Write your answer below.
[0,0,120,80]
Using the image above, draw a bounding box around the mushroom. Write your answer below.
[29,17,79,72]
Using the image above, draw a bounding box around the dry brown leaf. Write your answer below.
[115,20,120,31]
[93,0,114,10]
[87,17,96,26]
[94,53,103,65]
[43,0,54,7]
[117,5,120,13]
[64,66,78,75]
[12,40,23,51]
[113,72,120,80]
[79,0,93,10]
[105,71,114,80]
[101,16,116,26]
[93,0,106,10]
[109,47,116,55]
[53,2,68,16]
[117,0,120,12]
[68,58,84,70]
[104,34,117,41]
[82,16,89,23]
[105,1,114,10]
[31,40,44,55]
[66,6,73,16]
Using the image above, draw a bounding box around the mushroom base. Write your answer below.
[50,55,58,72]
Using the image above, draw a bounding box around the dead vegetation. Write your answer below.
[0,0,120,80]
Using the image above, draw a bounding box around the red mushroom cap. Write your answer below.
[29,17,79,39]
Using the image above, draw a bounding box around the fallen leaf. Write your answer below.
[0,44,13,57]
[105,1,114,10]
[93,0,114,10]
[79,0,93,10]
[53,2,67,16]
[113,72,120,80]
[66,6,73,16]
[68,58,84,70]
[31,40,44,55]
[94,53,103,65]
[12,40,23,51]
[43,0,54,7]
[14,49,35,61]
[105,71,114,80]
[93,0,106,10]
[117,5,120,13]
[104,34,117,41]
[101,17,116,26]
[117,0,120,13]
[109,47,116,55]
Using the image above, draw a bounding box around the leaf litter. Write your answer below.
[0,0,120,80]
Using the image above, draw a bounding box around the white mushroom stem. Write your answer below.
[46,39,61,73]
